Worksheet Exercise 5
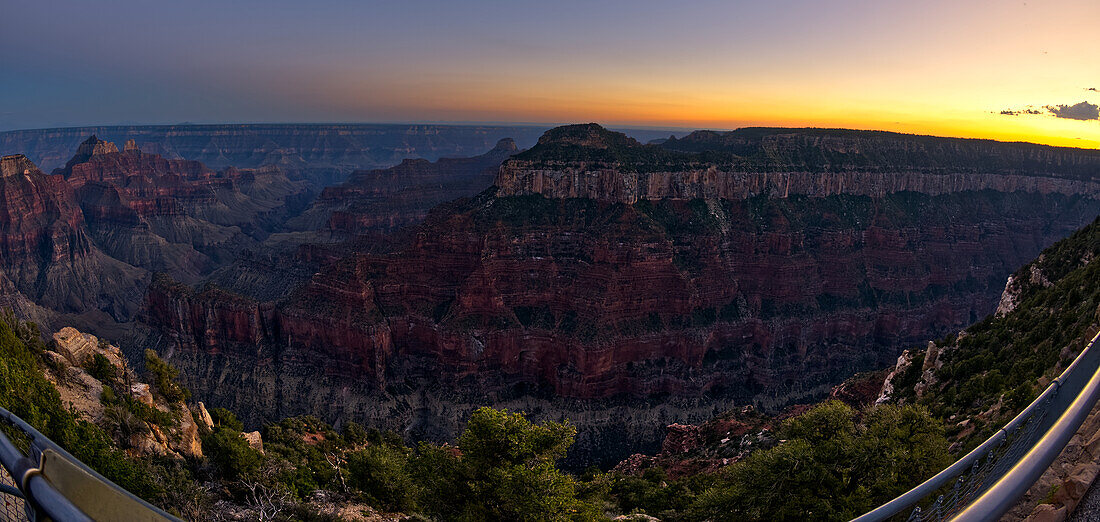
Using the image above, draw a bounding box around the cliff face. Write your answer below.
[0,154,146,321]
[61,136,310,281]
[496,164,1100,203]
[287,138,520,236]
[496,124,1100,203]
[147,189,1099,397]
[142,190,1099,465]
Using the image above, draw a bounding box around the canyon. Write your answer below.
[1,123,1098,466]
[134,124,1100,465]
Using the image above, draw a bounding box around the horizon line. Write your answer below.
[1,120,1097,151]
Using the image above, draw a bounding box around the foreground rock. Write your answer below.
[44,327,203,459]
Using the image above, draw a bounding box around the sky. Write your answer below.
[2,0,1098,147]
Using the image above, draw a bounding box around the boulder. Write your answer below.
[1024,503,1066,522]
[130,383,154,407]
[242,431,264,454]
[174,408,204,459]
[196,402,214,429]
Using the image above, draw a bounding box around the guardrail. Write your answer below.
[0,406,180,521]
[1,330,1097,521]
[854,329,1100,522]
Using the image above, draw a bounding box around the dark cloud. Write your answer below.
[997,108,1043,116]
[1046,101,1099,121]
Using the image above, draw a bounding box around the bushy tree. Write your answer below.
[347,443,418,512]
[689,401,949,522]
[410,407,599,521]
[202,408,263,480]
[144,348,190,403]
[86,352,117,383]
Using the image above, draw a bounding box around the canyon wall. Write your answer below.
[144,191,1100,465]
[495,164,1100,203]
[0,154,146,323]
[63,136,310,282]
[75,123,1100,465]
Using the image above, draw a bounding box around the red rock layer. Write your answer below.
[60,136,309,281]
[142,189,1100,402]
[0,154,145,319]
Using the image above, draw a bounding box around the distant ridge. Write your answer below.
[496,123,1100,203]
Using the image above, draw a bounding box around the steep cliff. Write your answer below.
[0,154,145,321]
[496,124,1100,202]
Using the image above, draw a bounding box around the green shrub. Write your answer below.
[203,426,263,480]
[144,349,190,403]
[410,407,600,521]
[688,401,949,522]
[86,353,117,383]
[347,444,418,512]
[209,408,244,432]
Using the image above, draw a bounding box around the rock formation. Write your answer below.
[287,138,520,237]
[60,136,310,282]
[0,124,552,188]
[43,327,203,460]
[496,124,1100,203]
[0,153,146,324]
[138,124,1100,464]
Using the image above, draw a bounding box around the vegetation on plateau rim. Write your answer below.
[512,123,1100,177]
[888,216,1100,448]
[0,217,1095,520]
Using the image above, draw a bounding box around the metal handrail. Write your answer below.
[0,406,181,521]
[955,332,1100,521]
[852,329,1100,522]
[0,423,92,521]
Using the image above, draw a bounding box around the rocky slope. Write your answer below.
[139,124,1100,465]
[45,326,206,460]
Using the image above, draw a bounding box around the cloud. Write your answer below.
[998,107,1042,116]
[1045,101,1099,121]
